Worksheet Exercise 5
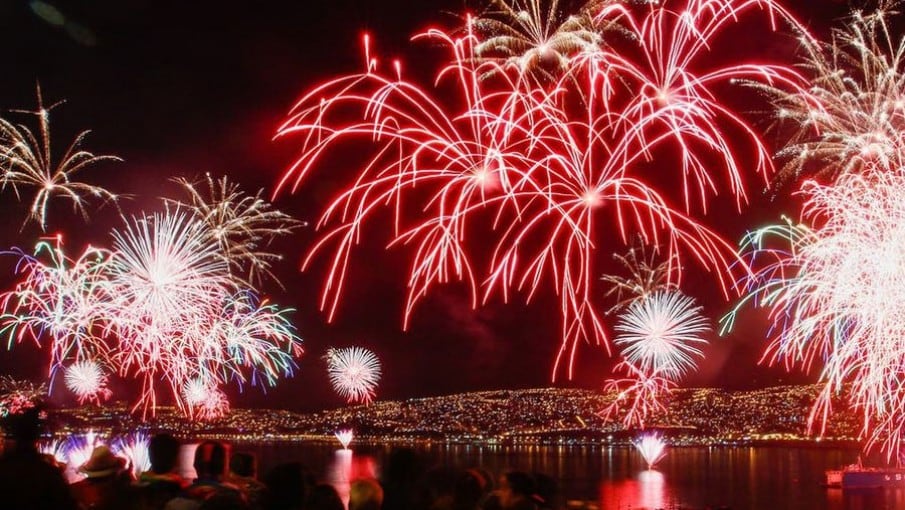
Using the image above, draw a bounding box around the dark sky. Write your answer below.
[0,0,860,412]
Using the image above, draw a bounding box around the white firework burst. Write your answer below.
[64,360,110,404]
[614,290,710,380]
[324,347,382,404]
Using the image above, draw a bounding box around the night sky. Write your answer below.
[0,0,861,412]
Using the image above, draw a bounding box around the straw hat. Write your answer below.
[79,445,126,478]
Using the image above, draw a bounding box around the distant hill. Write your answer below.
[51,385,862,445]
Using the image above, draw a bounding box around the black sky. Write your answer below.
[0,0,862,412]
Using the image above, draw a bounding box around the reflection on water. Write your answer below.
[171,443,905,510]
[329,449,352,507]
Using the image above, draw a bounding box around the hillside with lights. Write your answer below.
[49,384,861,447]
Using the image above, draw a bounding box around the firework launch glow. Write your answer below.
[635,432,667,469]
[335,428,354,450]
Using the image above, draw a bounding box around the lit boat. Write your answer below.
[825,459,905,489]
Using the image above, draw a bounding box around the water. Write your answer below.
[181,442,905,510]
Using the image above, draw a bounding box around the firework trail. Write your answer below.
[169,174,301,286]
[614,290,710,380]
[724,168,905,460]
[64,359,111,405]
[599,360,674,429]
[635,432,667,469]
[0,86,119,230]
[276,0,807,380]
[324,347,382,404]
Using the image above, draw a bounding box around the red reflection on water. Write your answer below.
[600,469,666,510]
[327,449,377,509]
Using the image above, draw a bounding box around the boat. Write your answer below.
[825,458,905,489]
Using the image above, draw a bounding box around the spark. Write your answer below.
[601,239,678,315]
[472,0,610,80]
[770,3,905,183]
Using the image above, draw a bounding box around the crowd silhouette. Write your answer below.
[0,408,589,510]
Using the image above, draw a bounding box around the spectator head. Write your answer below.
[1,404,44,448]
[263,462,310,510]
[198,490,250,510]
[193,440,228,481]
[532,472,558,509]
[230,452,257,478]
[498,471,536,509]
[79,445,126,479]
[454,469,489,510]
[148,433,180,474]
[349,477,383,510]
[306,483,344,510]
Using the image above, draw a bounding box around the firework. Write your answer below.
[614,290,710,381]
[723,168,905,460]
[0,376,47,417]
[601,239,678,315]
[770,4,905,183]
[169,174,301,286]
[0,238,113,372]
[0,86,118,230]
[64,360,111,404]
[276,0,806,380]
[181,377,232,421]
[472,0,609,80]
[335,428,354,450]
[324,347,382,404]
[38,438,67,465]
[111,432,151,477]
[0,211,303,419]
[635,433,667,469]
[182,377,211,407]
[193,386,231,422]
[599,361,674,429]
